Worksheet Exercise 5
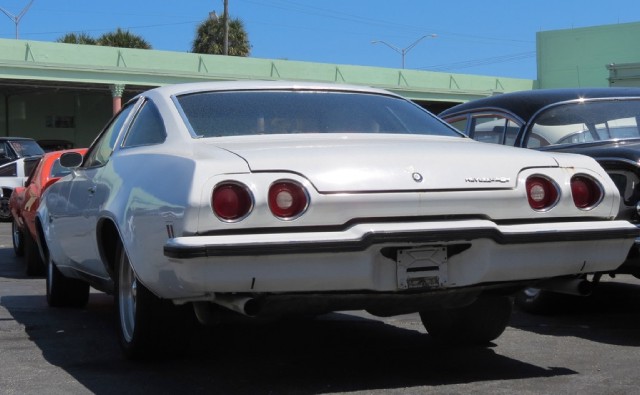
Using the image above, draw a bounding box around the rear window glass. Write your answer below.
[176,90,462,138]
[9,140,44,158]
[527,99,640,147]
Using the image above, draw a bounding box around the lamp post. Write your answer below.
[372,34,437,69]
[210,0,229,55]
[223,0,229,55]
[0,0,35,39]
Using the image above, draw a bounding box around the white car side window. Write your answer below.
[122,100,167,147]
[84,104,135,168]
[470,115,512,145]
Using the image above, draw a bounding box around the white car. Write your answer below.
[0,137,45,221]
[36,81,638,359]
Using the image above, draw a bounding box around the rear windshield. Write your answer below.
[527,98,640,147]
[175,90,462,138]
[9,140,45,157]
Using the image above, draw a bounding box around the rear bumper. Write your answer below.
[165,219,638,258]
[157,219,638,299]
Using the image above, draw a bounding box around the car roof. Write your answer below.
[145,80,400,99]
[439,87,640,121]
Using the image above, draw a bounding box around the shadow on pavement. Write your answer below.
[2,291,575,394]
[511,278,640,347]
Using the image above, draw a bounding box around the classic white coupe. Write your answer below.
[36,81,638,359]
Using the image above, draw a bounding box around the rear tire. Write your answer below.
[24,230,44,276]
[420,295,513,345]
[0,196,11,222]
[12,220,24,257]
[514,287,576,315]
[46,255,90,308]
[115,242,191,360]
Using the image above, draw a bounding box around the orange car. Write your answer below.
[10,148,87,275]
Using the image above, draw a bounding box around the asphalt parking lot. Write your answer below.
[2,222,640,394]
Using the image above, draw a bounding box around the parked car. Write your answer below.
[0,137,44,166]
[0,137,46,221]
[439,87,640,312]
[9,148,87,275]
[36,81,637,359]
[37,139,74,152]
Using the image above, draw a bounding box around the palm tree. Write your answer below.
[192,17,250,56]
[56,32,97,45]
[97,28,152,49]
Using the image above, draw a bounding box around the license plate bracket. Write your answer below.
[397,246,448,290]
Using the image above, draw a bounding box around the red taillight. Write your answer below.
[212,182,253,221]
[571,175,602,209]
[526,176,558,210]
[268,180,309,219]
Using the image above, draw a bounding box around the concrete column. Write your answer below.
[110,84,126,115]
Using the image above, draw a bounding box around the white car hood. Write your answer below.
[210,135,559,192]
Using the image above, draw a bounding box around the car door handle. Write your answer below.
[88,186,96,194]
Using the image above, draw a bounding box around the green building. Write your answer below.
[1,21,639,146]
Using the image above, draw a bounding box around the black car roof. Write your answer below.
[0,137,36,141]
[439,87,640,121]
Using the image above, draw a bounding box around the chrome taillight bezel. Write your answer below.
[268,179,310,220]
[211,181,254,222]
[570,174,604,210]
[526,175,560,211]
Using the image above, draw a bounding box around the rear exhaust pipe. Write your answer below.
[536,278,593,296]
[212,294,261,316]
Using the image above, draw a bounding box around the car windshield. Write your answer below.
[526,98,640,147]
[175,90,462,138]
[9,140,45,157]
[49,158,73,178]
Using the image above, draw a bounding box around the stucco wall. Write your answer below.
[537,22,640,88]
[4,91,111,146]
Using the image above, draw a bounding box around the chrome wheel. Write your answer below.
[118,248,137,343]
[114,241,192,359]
[46,256,53,296]
[11,221,24,256]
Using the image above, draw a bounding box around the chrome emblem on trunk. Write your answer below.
[465,177,510,183]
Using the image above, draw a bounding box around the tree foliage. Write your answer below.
[97,28,152,49]
[56,32,97,45]
[55,28,152,49]
[192,17,250,56]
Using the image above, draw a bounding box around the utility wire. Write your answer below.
[420,51,536,72]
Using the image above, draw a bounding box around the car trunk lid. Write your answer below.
[210,135,558,192]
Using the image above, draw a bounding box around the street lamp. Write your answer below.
[0,0,34,39]
[372,34,437,69]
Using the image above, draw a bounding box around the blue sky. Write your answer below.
[1,0,639,80]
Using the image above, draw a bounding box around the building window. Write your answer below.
[46,115,76,128]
